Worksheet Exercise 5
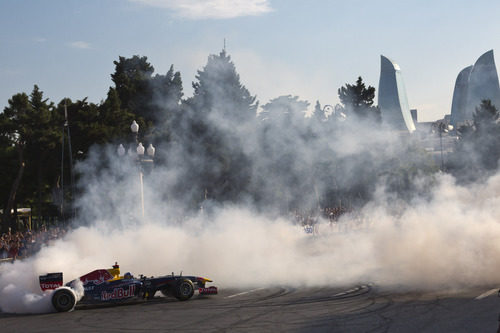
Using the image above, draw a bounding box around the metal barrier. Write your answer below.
[0,258,14,264]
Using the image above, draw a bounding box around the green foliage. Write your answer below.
[175,50,257,205]
[191,50,257,122]
[470,100,500,170]
[110,56,184,152]
[99,88,135,141]
[0,50,447,225]
[0,86,61,229]
[337,76,381,123]
[254,95,314,212]
[449,99,500,179]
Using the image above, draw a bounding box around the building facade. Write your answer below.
[450,50,500,128]
[378,55,416,133]
[449,65,473,127]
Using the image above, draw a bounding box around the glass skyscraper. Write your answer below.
[450,50,500,128]
[378,55,416,133]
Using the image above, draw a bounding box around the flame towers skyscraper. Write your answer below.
[378,55,416,133]
[450,50,500,128]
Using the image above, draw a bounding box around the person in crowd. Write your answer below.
[0,223,74,260]
[0,242,7,259]
[7,240,19,260]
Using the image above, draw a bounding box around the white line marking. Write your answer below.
[475,288,498,300]
[332,284,372,297]
[225,287,266,299]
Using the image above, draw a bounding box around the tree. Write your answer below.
[449,99,500,179]
[254,95,318,212]
[471,99,500,170]
[337,76,380,123]
[473,99,499,131]
[175,50,258,205]
[0,86,59,231]
[149,65,184,160]
[99,88,136,142]
[110,56,184,150]
[190,50,257,123]
[111,55,154,113]
[110,55,155,135]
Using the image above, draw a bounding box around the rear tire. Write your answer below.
[52,289,76,312]
[175,279,194,301]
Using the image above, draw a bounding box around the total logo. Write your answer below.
[41,283,62,290]
[101,285,136,301]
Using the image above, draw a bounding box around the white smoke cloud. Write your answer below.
[3,166,500,314]
[129,0,273,19]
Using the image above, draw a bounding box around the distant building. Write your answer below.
[450,65,473,127]
[378,55,416,133]
[450,50,500,128]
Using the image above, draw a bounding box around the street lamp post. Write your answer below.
[322,104,346,121]
[433,122,453,171]
[117,120,155,219]
[131,120,139,142]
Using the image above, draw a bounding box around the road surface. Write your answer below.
[1,284,499,332]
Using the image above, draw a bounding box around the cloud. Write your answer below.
[130,0,273,19]
[68,41,91,49]
[34,37,46,43]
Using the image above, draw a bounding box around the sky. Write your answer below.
[2,0,500,121]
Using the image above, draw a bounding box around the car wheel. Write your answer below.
[52,289,76,312]
[175,279,194,301]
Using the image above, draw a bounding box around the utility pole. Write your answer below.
[61,101,76,222]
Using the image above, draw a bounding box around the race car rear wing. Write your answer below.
[39,272,63,291]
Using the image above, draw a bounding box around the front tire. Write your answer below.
[52,289,76,312]
[175,279,194,301]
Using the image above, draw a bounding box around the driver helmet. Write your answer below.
[124,272,132,279]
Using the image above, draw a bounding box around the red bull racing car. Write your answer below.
[39,263,218,312]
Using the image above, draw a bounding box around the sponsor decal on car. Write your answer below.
[40,282,63,290]
[199,286,218,295]
[39,272,64,291]
[80,269,114,286]
[101,285,136,301]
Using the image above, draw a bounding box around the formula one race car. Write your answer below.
[39,263,218,312]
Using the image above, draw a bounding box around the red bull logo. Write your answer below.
[101,285,136,301]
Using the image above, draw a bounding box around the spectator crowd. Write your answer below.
[292,206,351,226]
[0,226,68,261]
[0,207,352,261]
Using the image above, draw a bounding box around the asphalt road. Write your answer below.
[1,284,500,332]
